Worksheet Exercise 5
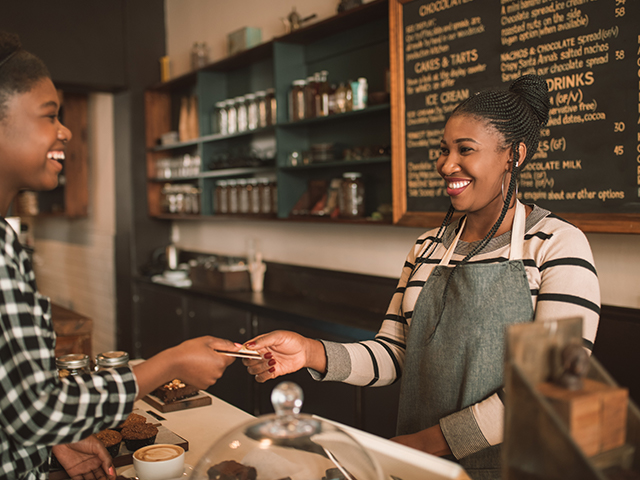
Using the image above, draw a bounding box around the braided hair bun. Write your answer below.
[0,31,21,61]
[509,74,550,128]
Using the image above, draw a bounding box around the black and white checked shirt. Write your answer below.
[0,218,138,480]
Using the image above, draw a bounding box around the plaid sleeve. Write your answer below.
[0,219,137,478]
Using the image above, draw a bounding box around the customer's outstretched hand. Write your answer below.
[52,435,115,480]
[242,330,326,383]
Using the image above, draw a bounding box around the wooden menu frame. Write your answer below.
[389,0,640,233]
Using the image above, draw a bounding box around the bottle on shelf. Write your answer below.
[227,99,238,135]
[316,70,331,117]
[289,80,307,122]
[236,95,248,132]
[248,178,261,214]
[351,77,368,110]
[237,178,250,214]
[214,100,228,135]
[246,93,258,130]
[227,179,239,214]
[304,75,318,119]
[334,82,350,113]
[265,88,277,126]
[256,91,268,129]
[191,42,209,70]
[340,172,365,218]
[215,180,229,214]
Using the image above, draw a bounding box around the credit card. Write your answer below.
[215,349,261,359]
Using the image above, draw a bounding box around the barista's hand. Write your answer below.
[391,424,452,457]
[52,435,115,480]
[242,330,326,383]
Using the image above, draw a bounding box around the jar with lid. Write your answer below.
[236,96,248,132]
[191,42,209,70]
[304,75,318,118]
[334,82,352,113]
[95,351,130,371]
[248,178,261,214]
[316,70,331,117]
[237,178,250,213]
[265,88,277,125]
[351,77,368,110]
[56,353,91,378]
[255,91,268,128]
[227,179,239,214]
[216,180,229,214]
[227,98,238,135]
[245,93,258,130]
[340,172,365,218]
[259,178,273,214]
[214,100,228,135]
[289,80,306,122]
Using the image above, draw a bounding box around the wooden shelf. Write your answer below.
[281,156,390,171]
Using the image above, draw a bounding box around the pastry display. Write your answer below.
[152,378,199,403]
[95,429,122,457]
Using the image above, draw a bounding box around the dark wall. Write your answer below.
[0,1,127,91]
[1,1,172,352]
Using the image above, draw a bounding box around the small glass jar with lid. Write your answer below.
[259,178,273,215]
[214,100,228,135]
[255,90,268,128]
[248,178,261,214]
[289,80,306,122]
[265,88,277,125]
[236,96,248,132]
[237,178,250,214]
[245,93,258,130]
[227,179,239,214]
[216,180,229,214]
[226,98,238,135]
[56,353,92,378]
[340,172,365,218]
[95,351,130,371]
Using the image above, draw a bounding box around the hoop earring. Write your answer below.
[501,171,518,207]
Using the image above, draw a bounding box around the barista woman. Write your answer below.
[0,32,237,480]
[242,74,601,479]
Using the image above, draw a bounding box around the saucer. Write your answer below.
[118,463,193,480]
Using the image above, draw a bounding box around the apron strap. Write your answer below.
[440,201,526,267]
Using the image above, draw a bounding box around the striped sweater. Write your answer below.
[315,204,600,458]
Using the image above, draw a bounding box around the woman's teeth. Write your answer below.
[448,180,470,189]
[47,151,65,161]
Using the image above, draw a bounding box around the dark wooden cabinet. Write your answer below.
[186,295,254,413]
[134,283,187,359]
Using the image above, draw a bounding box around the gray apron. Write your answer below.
[397,201,534,480]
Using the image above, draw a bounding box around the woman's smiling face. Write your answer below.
[437,114,512,217]
[0,77,71,211]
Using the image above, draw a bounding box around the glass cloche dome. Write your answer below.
[191,381,385,480]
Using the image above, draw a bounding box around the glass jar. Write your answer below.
[304,75,318,119]
[265,88,277,125]
[56,353,91,378]
[237,178,250,214]
[95,351,129,371]
[316,70,331,117]
[289,79,306,122]
[259,178,273,214]
[340,172,365,218]
[214,100,228,135]
[236,96,248,132]
[191,42,209,70]
[270,180,278,215]
[227,98,238,135]
[352,77,368,110]
[227,179,239,214]
[216,180,229,214]
[245,93,258,130]
[255,90,267,128]
[248,178,261,214]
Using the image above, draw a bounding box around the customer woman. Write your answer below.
[242,74,600,479]
[0,31,237,480]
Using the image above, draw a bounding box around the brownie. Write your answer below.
[121,422,158,451]
[95,429,122,458]
[207,460,257,480]
[116,412,146,431]
[152,378,199,403]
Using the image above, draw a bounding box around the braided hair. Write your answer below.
[0,31,51,122]
[424,74,550,342]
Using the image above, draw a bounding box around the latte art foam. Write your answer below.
[134,444,183,462]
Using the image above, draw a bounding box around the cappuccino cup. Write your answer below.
[133,444,184,480]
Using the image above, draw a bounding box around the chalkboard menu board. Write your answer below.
[390,0,640,233]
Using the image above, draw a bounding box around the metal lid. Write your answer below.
[95,350,130,367]
[56,353,90,369]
